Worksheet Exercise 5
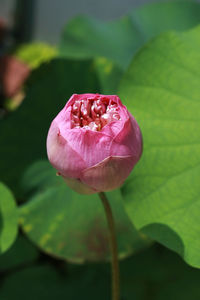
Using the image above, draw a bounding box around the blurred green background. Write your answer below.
[1,0,200,299]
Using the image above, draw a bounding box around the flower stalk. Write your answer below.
[99,192,120,300]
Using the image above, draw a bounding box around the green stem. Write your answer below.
[99,192,120,300]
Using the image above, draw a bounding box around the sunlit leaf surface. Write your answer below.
[119,25,200,268]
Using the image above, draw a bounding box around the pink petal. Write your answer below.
[80,155,136,192]
[46,120,86,178]
[61,128,113,168]
[110,113,142,158]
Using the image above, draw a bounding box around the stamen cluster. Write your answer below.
[71,97,120,131]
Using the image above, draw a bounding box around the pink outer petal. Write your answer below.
[110,112,142,159]
[63,177,97,194]
[53,106,72,130]
[129,113,143,159]
[46,120,86,178]
[60,128,113,168]
[80,155,137,192]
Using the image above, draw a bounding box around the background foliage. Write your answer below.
[1,1,200,299]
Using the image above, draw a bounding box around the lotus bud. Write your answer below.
[47,93,142,194]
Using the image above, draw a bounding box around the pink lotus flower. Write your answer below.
[47,93,142,194]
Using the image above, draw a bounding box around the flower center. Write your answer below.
[71,97,120,131]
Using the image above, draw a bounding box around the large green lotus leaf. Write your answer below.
[0,59,100,196]
[59,14,140,70]
[0,182,18,254]
[59,1,200,70]
[119,25,200,268]
[19,160,150,263]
